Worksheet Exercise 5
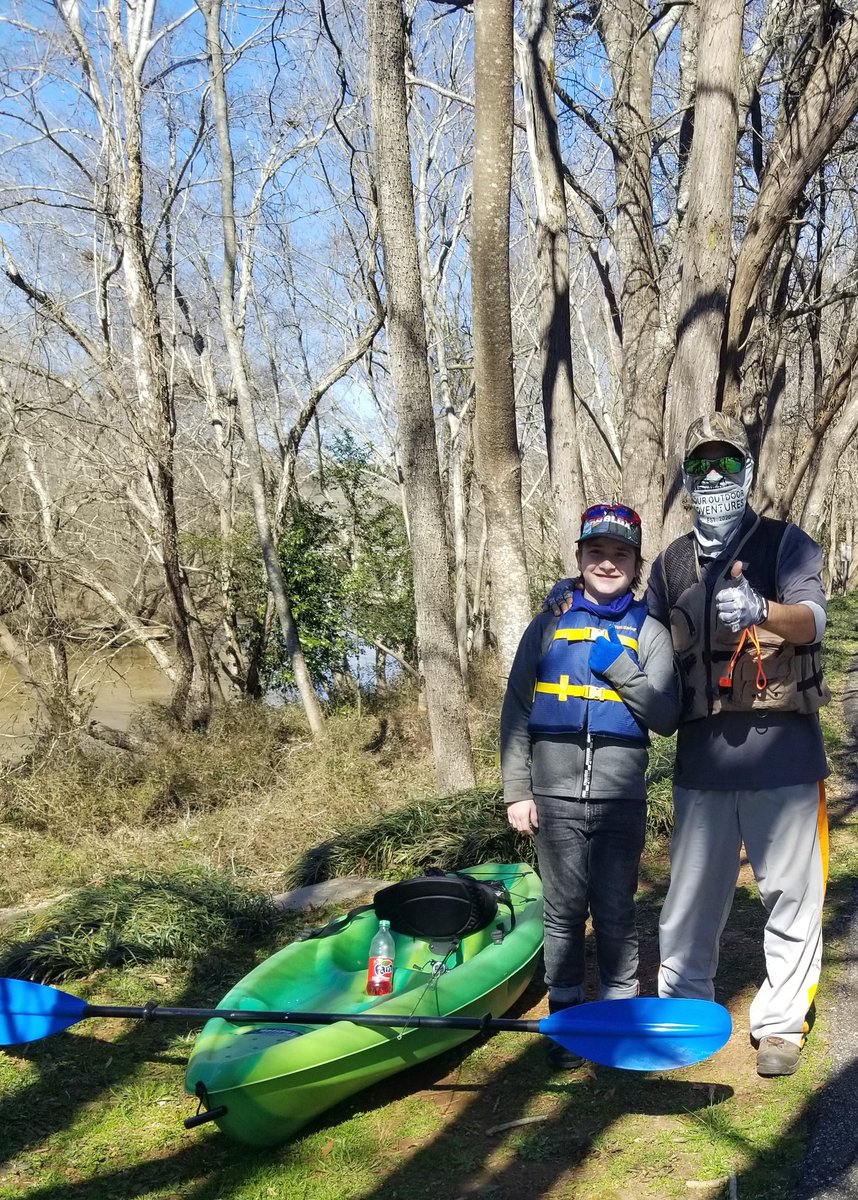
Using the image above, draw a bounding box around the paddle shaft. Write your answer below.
[83,1004,541,1034]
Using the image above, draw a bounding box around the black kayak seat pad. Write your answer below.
[373,871,506,940]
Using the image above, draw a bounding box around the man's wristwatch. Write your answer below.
[757,594,769,625]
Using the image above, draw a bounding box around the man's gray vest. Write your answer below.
[659,513,829,721]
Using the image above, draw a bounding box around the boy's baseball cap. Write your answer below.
[578,503,642,551]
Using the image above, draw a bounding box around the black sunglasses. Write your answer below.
[683,454,745,477]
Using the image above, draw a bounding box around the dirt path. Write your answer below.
[801,650,858,1198]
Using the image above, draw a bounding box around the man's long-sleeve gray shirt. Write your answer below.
[501,612,680,805]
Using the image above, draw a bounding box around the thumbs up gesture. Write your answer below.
[589,623,625,674]
[715,561,767,633]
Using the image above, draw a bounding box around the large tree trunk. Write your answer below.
[597,0,672,555]
[471,0,532,676]
[520,0,584,569]
[368,0,475,792]
[414,137,472,687]
[663,0,743,543]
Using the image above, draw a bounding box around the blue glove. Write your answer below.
[715,564,766,633]
[541,577,578,614]
[589,624,625,674]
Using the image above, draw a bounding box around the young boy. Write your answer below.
[500,503,679,1067]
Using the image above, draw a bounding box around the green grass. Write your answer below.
[0,870,288,982]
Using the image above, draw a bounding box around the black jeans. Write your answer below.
[534,794,646,1003]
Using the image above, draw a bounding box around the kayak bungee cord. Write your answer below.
[391,944,456,1040]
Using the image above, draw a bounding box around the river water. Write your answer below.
[0,645,173,759]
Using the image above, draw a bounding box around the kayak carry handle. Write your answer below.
[184,1105,228,1129]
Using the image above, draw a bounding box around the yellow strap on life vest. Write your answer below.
[553,627,638,653]
[533,676,622,703]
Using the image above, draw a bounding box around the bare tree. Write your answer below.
[197,0,331,736]
[1,2,215,729]
[663,0,744,540]
[723,9,858,418]
[548,0,858,552]
[471,0,531,674]
[368,0,475,791]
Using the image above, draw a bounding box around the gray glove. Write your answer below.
[715,568,766,633]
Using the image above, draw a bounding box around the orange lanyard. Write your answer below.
[719,625,768,694]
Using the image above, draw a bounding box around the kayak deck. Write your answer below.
[185,862,543,1145]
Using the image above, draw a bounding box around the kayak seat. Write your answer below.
[373,872,505,941]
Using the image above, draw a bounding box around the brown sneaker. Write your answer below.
[756,1036,801,1077]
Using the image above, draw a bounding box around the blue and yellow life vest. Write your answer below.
[528,601,649,742]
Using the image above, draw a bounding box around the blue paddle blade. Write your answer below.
[0,977,87,1046]
[539,997,732,1071]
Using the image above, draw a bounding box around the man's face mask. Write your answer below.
[683,452,753,533]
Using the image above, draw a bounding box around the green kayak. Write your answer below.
[184,861,543,1146]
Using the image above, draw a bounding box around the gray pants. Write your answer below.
[658,782,827,1043]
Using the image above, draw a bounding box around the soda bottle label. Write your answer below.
[366,956,394,995]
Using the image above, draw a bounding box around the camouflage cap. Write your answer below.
[684,413,750,458]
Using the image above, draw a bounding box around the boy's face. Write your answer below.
[577,536,637,604]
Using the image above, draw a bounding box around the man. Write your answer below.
[650,413,829,1077]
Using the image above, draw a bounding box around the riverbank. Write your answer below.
[0,693,443,909]
[0,643,173,762]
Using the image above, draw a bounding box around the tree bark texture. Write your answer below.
[799,379,858,542]
[472,0,532,675]
[414,137,472,686]
[520,0,585,569]
[779,317,858,519]
[663,0,743,544]
[368,0,475,792]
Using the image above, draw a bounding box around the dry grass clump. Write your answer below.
[0,697,440,903]
[0,826,102,909]
[285,787,531,887]
[0,701,433,840]
[0,702,291,834]
[0,869,284,983]
[179,708,438,888]
[271,709,435,816]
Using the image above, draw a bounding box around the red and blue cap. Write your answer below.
[577,503,642,550]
